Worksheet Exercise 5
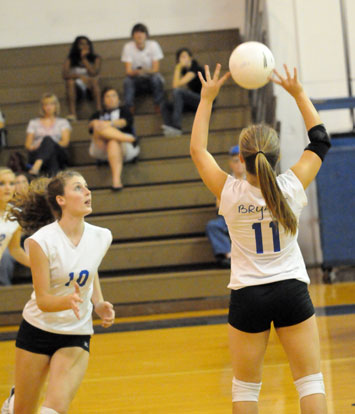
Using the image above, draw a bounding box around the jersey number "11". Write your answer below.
[65,270,89,287]
[252,221,280,254]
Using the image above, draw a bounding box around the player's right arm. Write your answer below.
[270,65,330,189]
[28,239,83,319]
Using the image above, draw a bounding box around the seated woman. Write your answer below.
[88,87,140,191]
[25,93,71,176]
[62,36,102,121]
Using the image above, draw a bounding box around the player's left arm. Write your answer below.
[7,227,30,267]
[92,272,115,328]
[190,64,230,199]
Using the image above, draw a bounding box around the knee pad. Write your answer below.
[40,407,60,414]
[294,372,325,399]
[232,377,262,402]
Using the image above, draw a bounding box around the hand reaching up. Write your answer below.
[198,64,230,102]
[269,64,304,98]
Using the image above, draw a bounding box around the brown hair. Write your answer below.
[239,124,297,235]
[39,93,60,116]
[9,170,82,235]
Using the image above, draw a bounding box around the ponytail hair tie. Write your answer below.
[256,151,265,155]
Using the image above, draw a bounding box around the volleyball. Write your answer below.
[229,41,275,89]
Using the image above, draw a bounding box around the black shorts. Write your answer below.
[228,279,315,333]
[16,319,91,356]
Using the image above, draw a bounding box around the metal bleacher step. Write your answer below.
[91,181,214,215]
[0,29,240,70]
[87,206,217,241]
[5,107,251,147]
[101,236,214,271]
[2,84,248,125]
[0,129,242,167]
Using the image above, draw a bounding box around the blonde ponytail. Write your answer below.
[240,124,298,235]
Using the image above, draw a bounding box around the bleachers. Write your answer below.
[0,29,251,320]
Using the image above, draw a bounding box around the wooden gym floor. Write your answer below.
[0,279,354,414]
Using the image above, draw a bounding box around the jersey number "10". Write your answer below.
[252,221,280,254]
[65,270,89,287]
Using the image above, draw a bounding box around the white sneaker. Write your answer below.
[162,125,183,137]
[1,387,14,414]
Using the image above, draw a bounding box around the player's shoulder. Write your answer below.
[84,222,112,240]
[31,221,58,239]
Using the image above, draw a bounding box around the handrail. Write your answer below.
[243,0,276,127]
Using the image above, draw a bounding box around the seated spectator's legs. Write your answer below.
[65,79,77,118]
[106,140,124,189]
[0,248,15,286]
[86,77,102,112]
[149,73,165,107]
[206,215,231,266]
[171,88,200,130]
[123,76,136,109]
[28,136,68,176]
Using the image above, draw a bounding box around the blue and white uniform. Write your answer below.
[23,221,112,335]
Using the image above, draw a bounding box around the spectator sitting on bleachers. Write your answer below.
[121,23,165,114]
[62,36,102,122]
[89,87,140,191]
[206,145,245,268]
[25,93,71,177]
[161,48,204,136]
[0,167,29,286]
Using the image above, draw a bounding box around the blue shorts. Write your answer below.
[16,319,91,356]
[228,279,315,333]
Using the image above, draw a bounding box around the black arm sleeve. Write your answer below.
[304,124,331,161]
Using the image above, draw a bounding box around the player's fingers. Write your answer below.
[293,67,298,81]
[73,305,80,320]
[197,71,206,85]
[283,64,291,79]
[218,71,231,86]
[213,63,222,81]
[204,65,212,82]
[272,68,284,82]
[74,282,81,296]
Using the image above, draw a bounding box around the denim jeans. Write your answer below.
[123,73,165,108]
[205,215,231,257]
[161,87,200,129]
[0,249,15,286]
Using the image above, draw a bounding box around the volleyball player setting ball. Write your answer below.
[1,171,115,414]
[190,63,330,414]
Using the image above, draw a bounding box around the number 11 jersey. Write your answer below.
[219,169,309,290]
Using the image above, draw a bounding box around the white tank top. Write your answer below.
[219,169,309,290]
[23,221,112,335]
[0,211,19,260]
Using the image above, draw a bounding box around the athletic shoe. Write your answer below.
[1,386,14,414]
[162,125,183,136]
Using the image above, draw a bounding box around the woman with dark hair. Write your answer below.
[190,64,329,413]
[62,36,102,121]
[1,170,115,414]
[161,47,204,136]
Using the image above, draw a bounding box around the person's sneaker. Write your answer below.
[66,114,77,122]
[1,386,14,414]
[162,125,183,137]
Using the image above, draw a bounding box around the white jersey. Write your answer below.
[219,169,309,290]
[0,211,19,260]
[121,40,164,70]
[23,221,112,335]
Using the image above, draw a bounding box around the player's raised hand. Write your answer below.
[198,64,230,102]
[68,282,83,320]
[94,301,115,328]
[269,64,304,97]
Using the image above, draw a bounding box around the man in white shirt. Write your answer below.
[121,23,165,113]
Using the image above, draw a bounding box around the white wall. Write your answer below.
[0,0,245,49]
[267,0,354,264]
